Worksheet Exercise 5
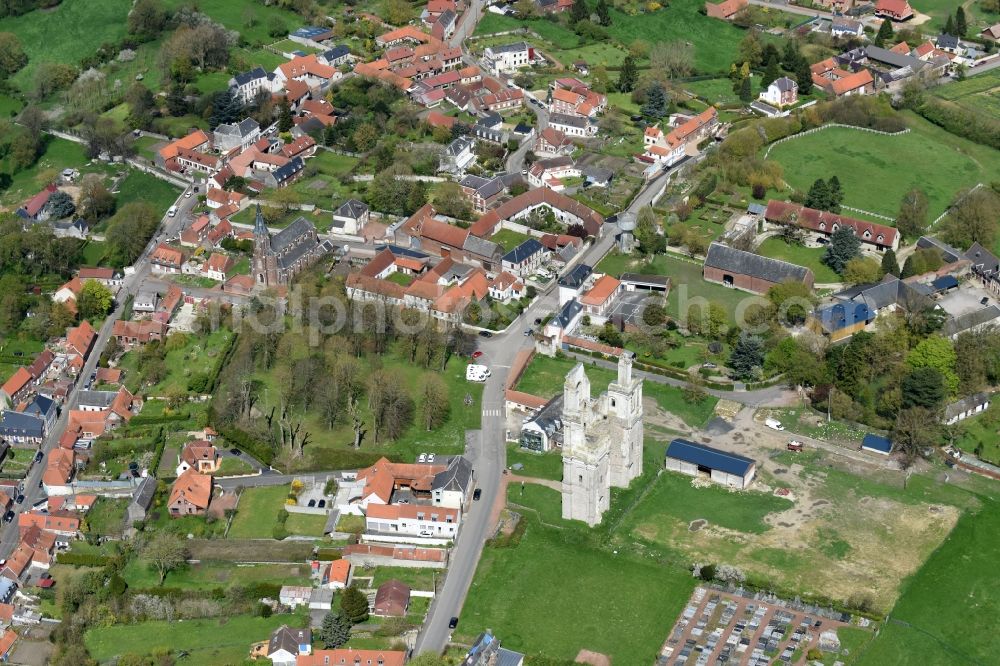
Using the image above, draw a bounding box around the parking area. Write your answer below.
[659,586,854,665]
[605,290,659,327]
[937,283,994,318]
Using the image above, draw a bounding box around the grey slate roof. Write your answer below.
[944,392,991,421]
[620,272,669,287]
[131,476,156,511]
[446,136,474,157]
[552,298,582,329]
[23,395,55,419]
[334,199,368,219]
[268,626,311,656]
[937,34,960,49]
[216,118,260,138]
[0,411,44,438]
[489,41,530,55]
[865,45,927,71]
[704,242,812,284]
[232,67,268,87]
[322,44,351,61]
[772,76,796,92]
[272,156,304,184]
[271,217,316,254]
[916,236,963,264]
[502,238,544,264]
[463,235,501,260]
[559,263,592,289]
[432,456,473,493]
[666,439,755,476]
[834,275,930,313]
[474,176,504,200]
[943,305,1000,337]
[964,242,1000,277]
[77,390,117,409]
[548,113,588,129]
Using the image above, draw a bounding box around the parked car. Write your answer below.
[472,351,483,359]
[787,440,804,452]
[478,330,493,338]
[419,530,433,538]
[765,418,785,431]
[307,499,316,507]
[473,488,482,501]
[230,448,241,456]
[524,329,533,337]
[427,453,435,463]
[317,499,326,508]
[2,511,13,523]
[34,451,43,463]
[15,494,24,505]
[703,362,717,369]
[418,453,427,463]
[449,617,459,629]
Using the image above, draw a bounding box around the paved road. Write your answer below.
[414,223,616,654]
[0,190,194,559]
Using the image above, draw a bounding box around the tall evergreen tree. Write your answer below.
[827,175,843,213]
[641,82,667,120]
[881,249,900,277]
[781,40,800,70]
[805,178,831,210]
[209,88,243,129]
[617,55,638,93]
[729,333,766,381]
[944,14,956,36]
[319,612,352,648]
[595,0,611,25]
[823,225,862,274]
[277,96,293,132]
[339,586,370,625]
[795,58,812,95]
[761,54,780,89]
[570,0,589,23]
[166,84,188,117]
[955,6,967,36]
[874,19,895,47]
[739,75,752,103]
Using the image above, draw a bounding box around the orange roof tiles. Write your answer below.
[581,274,621,306]
[2,368,32,399]
[158,130,210,161]
[169,469,213,510]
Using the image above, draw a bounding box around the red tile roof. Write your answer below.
[2,368,32,400]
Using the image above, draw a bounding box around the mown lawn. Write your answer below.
[228,485,290,539]
[765,114,1000,220]
[115,170,181,215]
[285,512,328,536]
[0,0,132,90]
[122,559,311,590]
[757,237,840,283]
[857,498,1000,666]
[597,251,754,324]
[490,228,533,253]
[86,498,129,537]
[506,444,564,480]
[684,77,741,106]
[161,0,304,46]
[626,469,791,534]
[462,484,696,664]
[0,137,101,208]
[85,614,302,665]
[515,354,718,428]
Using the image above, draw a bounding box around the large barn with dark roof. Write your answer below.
[703,242,814,294]
[665,439,756,489]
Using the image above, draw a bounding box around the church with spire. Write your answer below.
[252,204,331,287]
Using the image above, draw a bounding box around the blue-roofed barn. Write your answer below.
[665,439,756,489]
[861,433,892,456]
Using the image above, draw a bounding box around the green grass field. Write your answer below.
[857,499,1000,665]
[757,237,839,283]
[474,13,581,46]
[0,137,99,208]
[933,67,1000,118]
[515,354,718,428]
[0,0,131,90]
[161,0,304,46]
[118,328,233,396]
[606,1,743,74]
[85,614,302,665]
[766,114,1000,220]
[490,228,533,253]
[86,498,129,537]
[684,77,741,106]
[115,170,181,215]
[122,559,311,590]
[627,469,792,534]
[597,251,753,324]
[285,512,329,536]
[228,485,289,539]
[506,444,564,480]
[462,483,696,664]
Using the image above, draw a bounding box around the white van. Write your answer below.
[167,205,178,218]
[466,364,490,382]
[765,418,784,431]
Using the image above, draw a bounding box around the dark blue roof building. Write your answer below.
[665,438,757,488]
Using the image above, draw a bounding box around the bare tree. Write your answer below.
[142,533,188,585]
[650,41,695,79]
[420,374,450,431]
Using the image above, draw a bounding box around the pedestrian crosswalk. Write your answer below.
[481,408,502,418]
